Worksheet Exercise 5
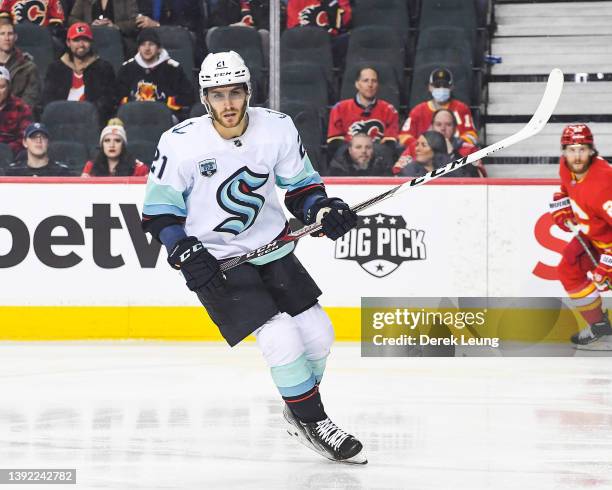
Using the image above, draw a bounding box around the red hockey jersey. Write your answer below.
[286,0,351,35]
[327,97,399,143]
[0,0,64,25]
[399,99,477,146]
[559,155,612,251]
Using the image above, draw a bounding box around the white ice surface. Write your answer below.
[0,342,611,490]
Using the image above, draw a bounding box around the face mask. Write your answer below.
[432,87,451,103]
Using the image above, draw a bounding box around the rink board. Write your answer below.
[0,177,596,341]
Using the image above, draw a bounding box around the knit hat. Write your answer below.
[0,65,10,83]
[137,28,161,46]
[421,130,447,155]
[99,118,127,144]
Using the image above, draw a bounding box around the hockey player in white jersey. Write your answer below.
[141,51,367,464]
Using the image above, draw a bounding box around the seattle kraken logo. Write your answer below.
[214,167,269,235]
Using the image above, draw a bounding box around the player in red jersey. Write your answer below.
[398,68,477,147]
[549,124,612,348]
[326,66,399,161]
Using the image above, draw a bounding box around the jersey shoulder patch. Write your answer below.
[122,57,135,66]
[167,58,180,68]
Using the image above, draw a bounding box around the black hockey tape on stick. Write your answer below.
[219,69,565,272]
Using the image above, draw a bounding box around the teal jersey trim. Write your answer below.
[275,156,322,191]
[143,180,187,216]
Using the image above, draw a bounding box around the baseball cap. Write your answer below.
[0,66,10,83]
[429,68,453,88]
[67,22,93,41]
[137,28,161,46]
[24,122,50,139]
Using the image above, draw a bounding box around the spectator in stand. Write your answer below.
[68,0,139,51]
[0,15,40,108]
[4,122,71,176]
[392,131,452,178]
[397,108,483,177]
[327,66,399,161]
[329,132,392,177]
[0,0,64,36]
[117,28,193,120]
[81,117,148,176]
[0,65,32,156]
[286,0,350,66]
[42,22,117,123]
[399,68,477,147]
[207,0,272,65]
[136,0,202,34]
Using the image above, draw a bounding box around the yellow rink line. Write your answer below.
[0,306,582,342]
[0,307,360,341]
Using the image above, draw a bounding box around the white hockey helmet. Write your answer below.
[199,51,251,99]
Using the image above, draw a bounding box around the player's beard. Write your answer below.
[212,104,247,129]
[566,155,592,176]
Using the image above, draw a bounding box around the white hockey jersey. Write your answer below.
[143,107,322,263]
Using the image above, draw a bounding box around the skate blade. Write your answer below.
[574,338,612,351]
[339,452,368,465]
[574,335,612,351]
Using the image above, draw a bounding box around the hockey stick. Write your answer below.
[220,68,565,272]
[566,221,609,290]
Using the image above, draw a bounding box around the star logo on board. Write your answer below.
[334,214,427,278]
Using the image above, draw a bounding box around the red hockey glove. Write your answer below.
[549,192,576,232]
[592,254,612,291]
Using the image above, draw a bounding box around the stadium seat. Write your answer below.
[127,140,157,166]
[206,26,265,103]
[352,0,411,43]
[92,26,124,74]
[345,26,405,81]
[409,61,473,108]
[117,101,173,145]
[418,0,484,66]
[41,101,101,152]
[340,62,401,109]
[15,23,55,82]
[280,62,330,114]
[281,27,334,86]
[0,142,13,170]
[415,26,473,68]
[48,141,89,175]
[156,26,195,80]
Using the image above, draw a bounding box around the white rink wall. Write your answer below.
[0,179,575,307]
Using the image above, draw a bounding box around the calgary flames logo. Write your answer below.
[12,0,46,24]
[348,119,385,141]
[135,81,160,102]
[298,4,328,27]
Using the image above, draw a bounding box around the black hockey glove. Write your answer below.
[304,197,358,240]
[167,236,224,293]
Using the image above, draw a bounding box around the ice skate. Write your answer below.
[571,315,612,350]
[283,405,367,464]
